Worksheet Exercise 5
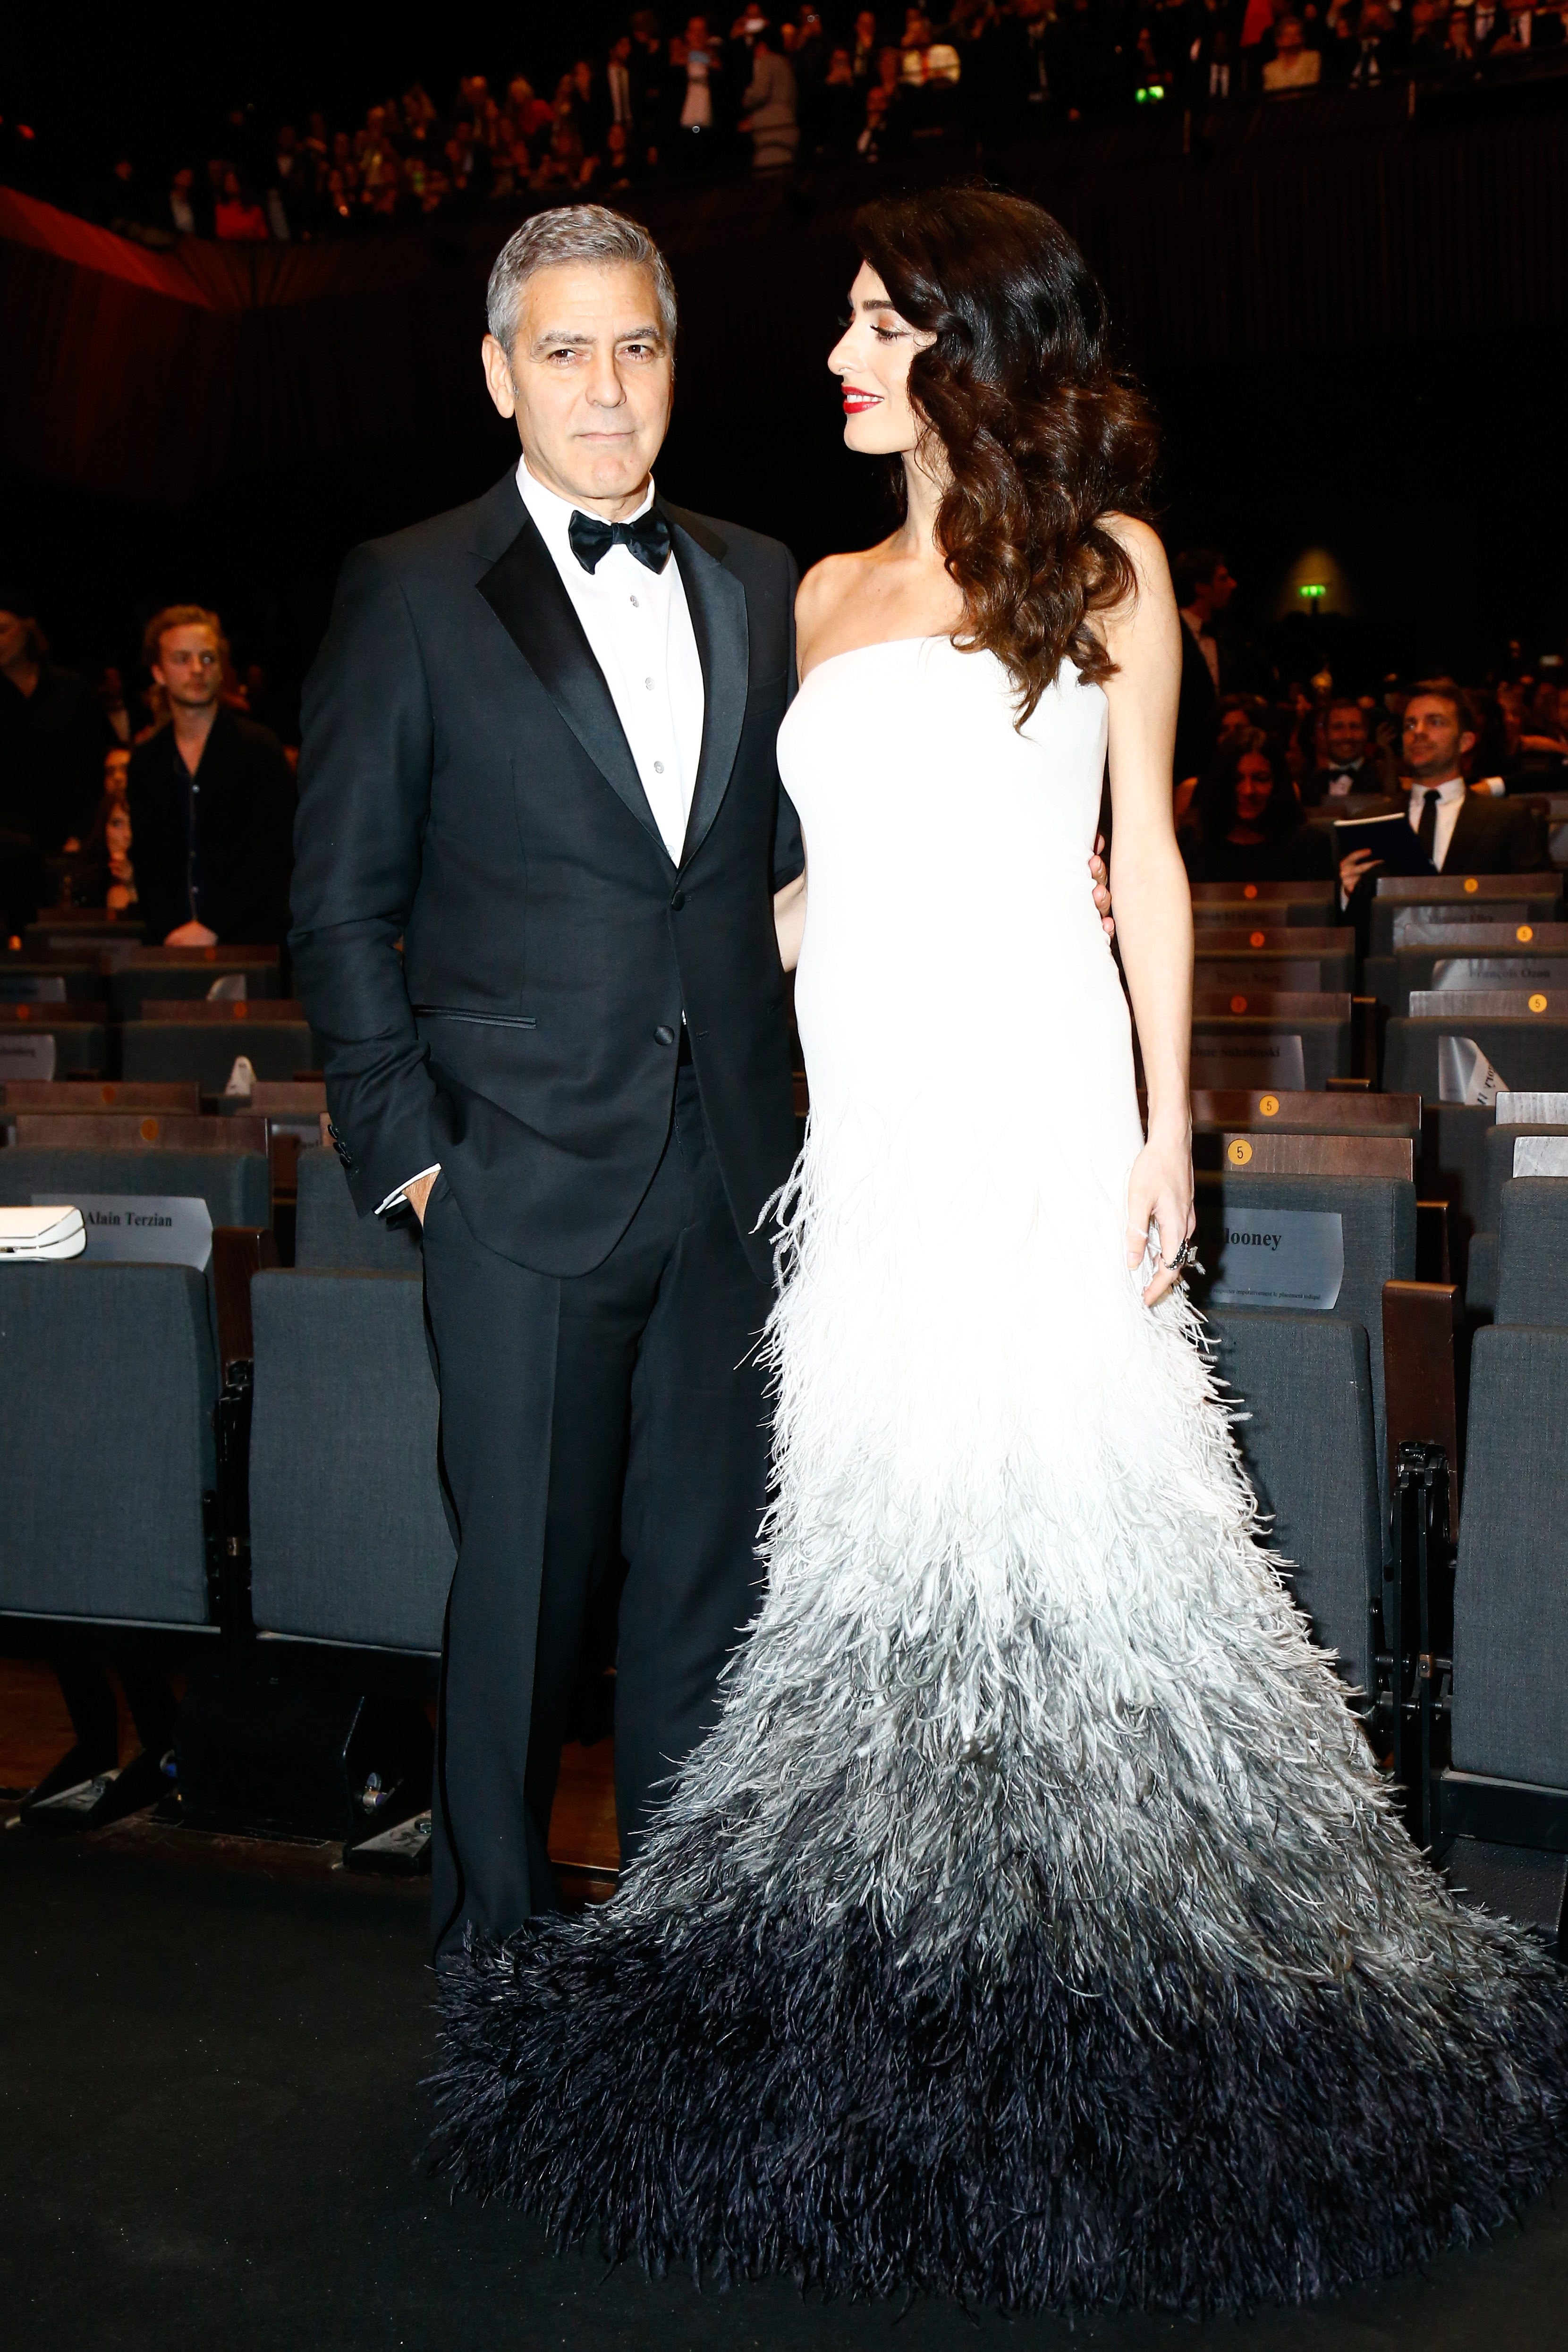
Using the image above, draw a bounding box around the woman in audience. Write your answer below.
[78,788,137,912]
[1183,727,1332,882]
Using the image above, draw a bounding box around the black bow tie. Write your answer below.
[568,507,671,576]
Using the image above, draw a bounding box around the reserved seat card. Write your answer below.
[31,1193,214,1271]
[1200,1207,1345,1311]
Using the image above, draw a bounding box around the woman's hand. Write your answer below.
[1089,835,1113,939]
[1126,1130,1196,1307]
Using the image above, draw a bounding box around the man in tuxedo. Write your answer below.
[1171,547,1236,795]
[291,205,805,1964]
[1337,682,1547,907]
[1300,697,1395,807]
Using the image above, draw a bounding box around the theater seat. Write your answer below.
[1368,875,1562,958]
[0,1144,270,1233]
[0,1261,216,1623]
[293,1144,422,1271]
[1190,1166,1417,1502]
[108,953,283,1020]
[1463,1128,1568,1315]
[248,1267,453,1653]
[1205,1310,1381,1693]
[1493,1176,1568,1328]
[120,1001,317,1090]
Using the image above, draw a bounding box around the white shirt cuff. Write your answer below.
[376,1164,441,1216]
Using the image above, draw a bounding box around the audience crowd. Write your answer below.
[8,2,1568,243]
[1,560,1564,947]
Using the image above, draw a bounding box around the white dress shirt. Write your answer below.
[377,460,706,1214]
[1409,776,1469,871]
[514,458,705,866]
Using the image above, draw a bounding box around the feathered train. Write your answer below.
[428,640,1567,2310]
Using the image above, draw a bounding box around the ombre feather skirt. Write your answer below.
[428,1119,1567,2315]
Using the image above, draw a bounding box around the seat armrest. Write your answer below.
[212,1226,280,1377]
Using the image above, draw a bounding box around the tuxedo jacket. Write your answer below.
[1173,619,1219,788]
[126,708,297,945]
[289,470,801,1285]
[1441,789,1548,876]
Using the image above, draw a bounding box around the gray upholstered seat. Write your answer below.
[1204,1310,1381,1693]
[1191,1168,1417,1501]
[293,1145,422,1271]
[0,1145,270,1230]
[120,1018,317,1089]
[1450,1324,1568,1791]
[107,962,283,1019]
[0,1261,216,1622]
[1494,1177,1568,1328]
[247,1268,453,1653]
[1463,1127,1568,1315]
[1384,1014,1568,1101]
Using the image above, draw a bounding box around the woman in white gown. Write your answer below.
[432,190,1565,2311]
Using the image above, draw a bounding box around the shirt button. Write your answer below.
[653,760,664,775]
[645,677,654,690]
[653,1024,676,1047]
[630,595,639,608]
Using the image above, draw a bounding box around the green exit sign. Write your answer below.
[1299,583,1328,601]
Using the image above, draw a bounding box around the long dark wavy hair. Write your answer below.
[854,188,1160,725]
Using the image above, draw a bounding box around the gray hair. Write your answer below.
[485,205,678,357]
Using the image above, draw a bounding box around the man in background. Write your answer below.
[1172,546,1237,796]
[0,589,109,926]
[125,605,296,945]
[1337,680,1547,905]
[1302,696,1396,804]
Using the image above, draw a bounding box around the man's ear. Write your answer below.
[1459,731,1478,760]
[482,333,518,420]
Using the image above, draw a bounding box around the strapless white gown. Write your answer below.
[433,638,1565,2312]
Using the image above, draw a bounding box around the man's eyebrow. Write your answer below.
[531,322,665,349]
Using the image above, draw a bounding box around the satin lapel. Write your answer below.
[476,507,667,859]
[669,509,749,869]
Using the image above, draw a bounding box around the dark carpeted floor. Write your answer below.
[2,1830,1566,2352]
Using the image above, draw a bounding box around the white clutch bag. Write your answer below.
[0,1206,87,1260]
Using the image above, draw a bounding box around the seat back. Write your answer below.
[0,1081,200,1115]
[248,1268,453,1651]
[1194,926,1356,992]
[120,1000,317,1088]
[1450,1324,1568,1790]
[109,953,283,1018]
[1190,880,1334,924]
[0,1261,216,1621]
[0,1003,108,1079]
[1369,875,1562,956]
[293,1145,423,1270]
[1188,1003,1352,1092]
[1204,1310,1381,1692]
[1495,1177,1568,1328]
[0,1145,271,1232]
[1190,1168,1417,1501]
[1384,1012,1568,1101]
[0,959,108,1004]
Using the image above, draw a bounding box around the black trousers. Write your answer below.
[420,1062,772,1962]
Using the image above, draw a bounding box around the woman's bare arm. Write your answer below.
[1098,515,1193,1306]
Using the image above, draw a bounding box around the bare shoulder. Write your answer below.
[796,549,868,631]
[1094,513,1179,664]
[1099,513,1174,601]
[795,547,878,673]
